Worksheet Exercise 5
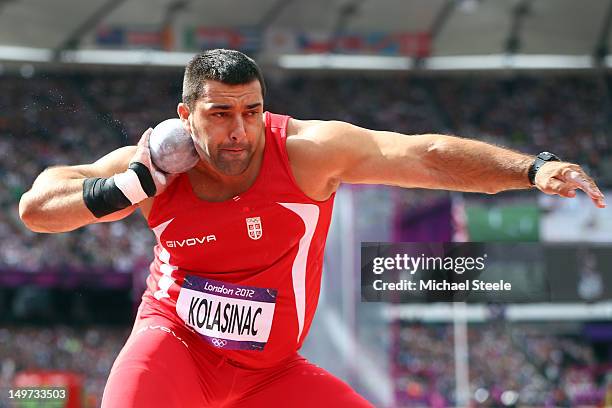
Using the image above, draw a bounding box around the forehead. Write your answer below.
[197,80,262,108]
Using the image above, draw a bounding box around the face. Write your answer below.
[178,80,264,176]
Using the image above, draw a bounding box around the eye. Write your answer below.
[213,112,226,118]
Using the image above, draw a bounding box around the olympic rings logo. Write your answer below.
[211,338,228,348]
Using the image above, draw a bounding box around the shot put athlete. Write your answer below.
[19,49,606,407]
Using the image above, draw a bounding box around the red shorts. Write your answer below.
[101,303,373,407]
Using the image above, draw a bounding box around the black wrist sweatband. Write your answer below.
[128,162,156,197]
[83,177,132,218]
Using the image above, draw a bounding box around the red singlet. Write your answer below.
[145,111,334,368]
[101,112,373,407]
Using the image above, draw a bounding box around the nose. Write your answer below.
[229,115,246,142]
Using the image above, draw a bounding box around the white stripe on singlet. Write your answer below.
[278,203,320,343]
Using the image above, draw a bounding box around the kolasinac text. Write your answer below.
[373,279,512,291]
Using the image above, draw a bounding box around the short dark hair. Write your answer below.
[182,49,266,108]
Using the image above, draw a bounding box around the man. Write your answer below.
[19,49,606,407]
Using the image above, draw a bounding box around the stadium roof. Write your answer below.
[0,0,611,69]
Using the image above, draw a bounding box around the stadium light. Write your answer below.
[278,54,413,70]
[60,49,194,66]
[0,46,52,62]
[278,53,596,71]
[425,54,594,70]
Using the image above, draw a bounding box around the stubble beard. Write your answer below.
[194,140,253,176]
[213,147,253,175]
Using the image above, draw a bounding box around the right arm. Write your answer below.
[19,128,178,233]
[19,146,140,233]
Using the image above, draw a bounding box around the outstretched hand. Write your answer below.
[535,162,606,208]
[131,128,179,197]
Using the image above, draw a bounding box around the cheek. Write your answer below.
[245,121,261,138]
[191,118,212,140]
[190,124,211,150]
[189,117,203,139]
[199,129,226,151]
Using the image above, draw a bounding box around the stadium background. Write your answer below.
[1,0,612,406]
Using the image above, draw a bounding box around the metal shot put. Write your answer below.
[149,118,199,174]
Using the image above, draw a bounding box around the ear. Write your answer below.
[177,103,192,134]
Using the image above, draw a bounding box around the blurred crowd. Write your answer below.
[393,323,609,407]
[0,323,606,408]
[1,71,611,273]
[1,70,611,407]
[0,75,160,274]
[433,76,611,174]
[0,326,129,407]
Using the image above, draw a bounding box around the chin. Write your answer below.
[215,161,250,176]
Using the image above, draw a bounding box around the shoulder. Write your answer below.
[286,117,357,144]
[286,118,351,157]
[285,118,374,170]
[285,118,340,174]
[284,118,363,200]
[286,118,376,154]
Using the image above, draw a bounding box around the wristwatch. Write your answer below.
[528,151,560,185]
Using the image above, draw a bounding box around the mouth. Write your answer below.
[219,148,248,158]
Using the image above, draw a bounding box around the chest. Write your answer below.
[154,197,306,273]
[187,167,259,203]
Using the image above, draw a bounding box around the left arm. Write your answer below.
[291,120,606,208]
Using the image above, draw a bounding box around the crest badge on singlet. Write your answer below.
[246,217,263,240]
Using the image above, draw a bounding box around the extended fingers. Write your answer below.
[562,169,606,207]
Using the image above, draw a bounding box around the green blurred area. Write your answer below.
[466,204,539,242]
[15,401,64,408]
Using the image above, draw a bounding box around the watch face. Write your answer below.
[538,152,559,161]
[539,152,553,160]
